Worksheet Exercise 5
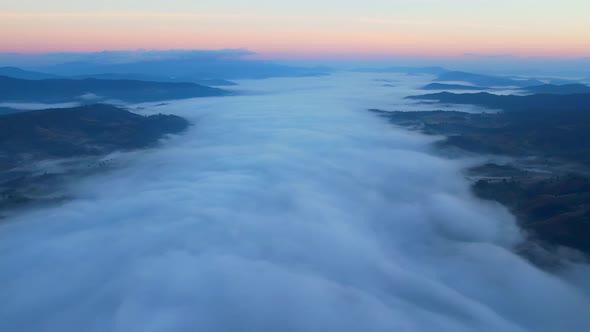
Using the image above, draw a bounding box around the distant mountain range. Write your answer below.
[521,84,590,95]
[421,82,590,95]
[0,66,238,87]
[421,83,488,91]
[0,76,229,103]
[358,67,588,90]
[434,71,544,87]
[0,66,59,80]
[35,57,331,80]
[354,66,447,75]
[72,73,238,87]
[3,49,332,83]
[406,91,590,113]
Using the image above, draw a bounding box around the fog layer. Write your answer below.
[1,73,589,332]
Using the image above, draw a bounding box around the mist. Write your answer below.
[1,73,589,332]
[0,101,82,110]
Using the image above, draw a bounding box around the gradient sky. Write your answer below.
[1,0,589,58]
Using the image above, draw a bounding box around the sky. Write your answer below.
[1,0,589,58]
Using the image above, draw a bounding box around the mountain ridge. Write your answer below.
[434,71,544,87]
[0,75,229,103]
[406,91,590,113]
[520,83,590,95]
[421,83,488,91]
[0,66,60,80]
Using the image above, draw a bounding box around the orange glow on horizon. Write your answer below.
[1,12,589,59]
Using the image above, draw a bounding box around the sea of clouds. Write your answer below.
[1,73,589,332]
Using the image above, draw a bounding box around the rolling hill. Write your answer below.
[73,73,238,86]
[520,84,590,95]
[406,91,590,113]
[434,71,543,87]
[0,104,189,159]
[0,104,190,214]
[421,83,488,91]
[372,102,590,255]
[0,67,60,80]
[0,76,229,103]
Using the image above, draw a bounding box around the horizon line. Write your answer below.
[0,49,588,61]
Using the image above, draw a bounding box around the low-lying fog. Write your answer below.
[1,73,589,332]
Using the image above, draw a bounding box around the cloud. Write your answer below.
[0,73,589,331]
[79,93,101,100]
